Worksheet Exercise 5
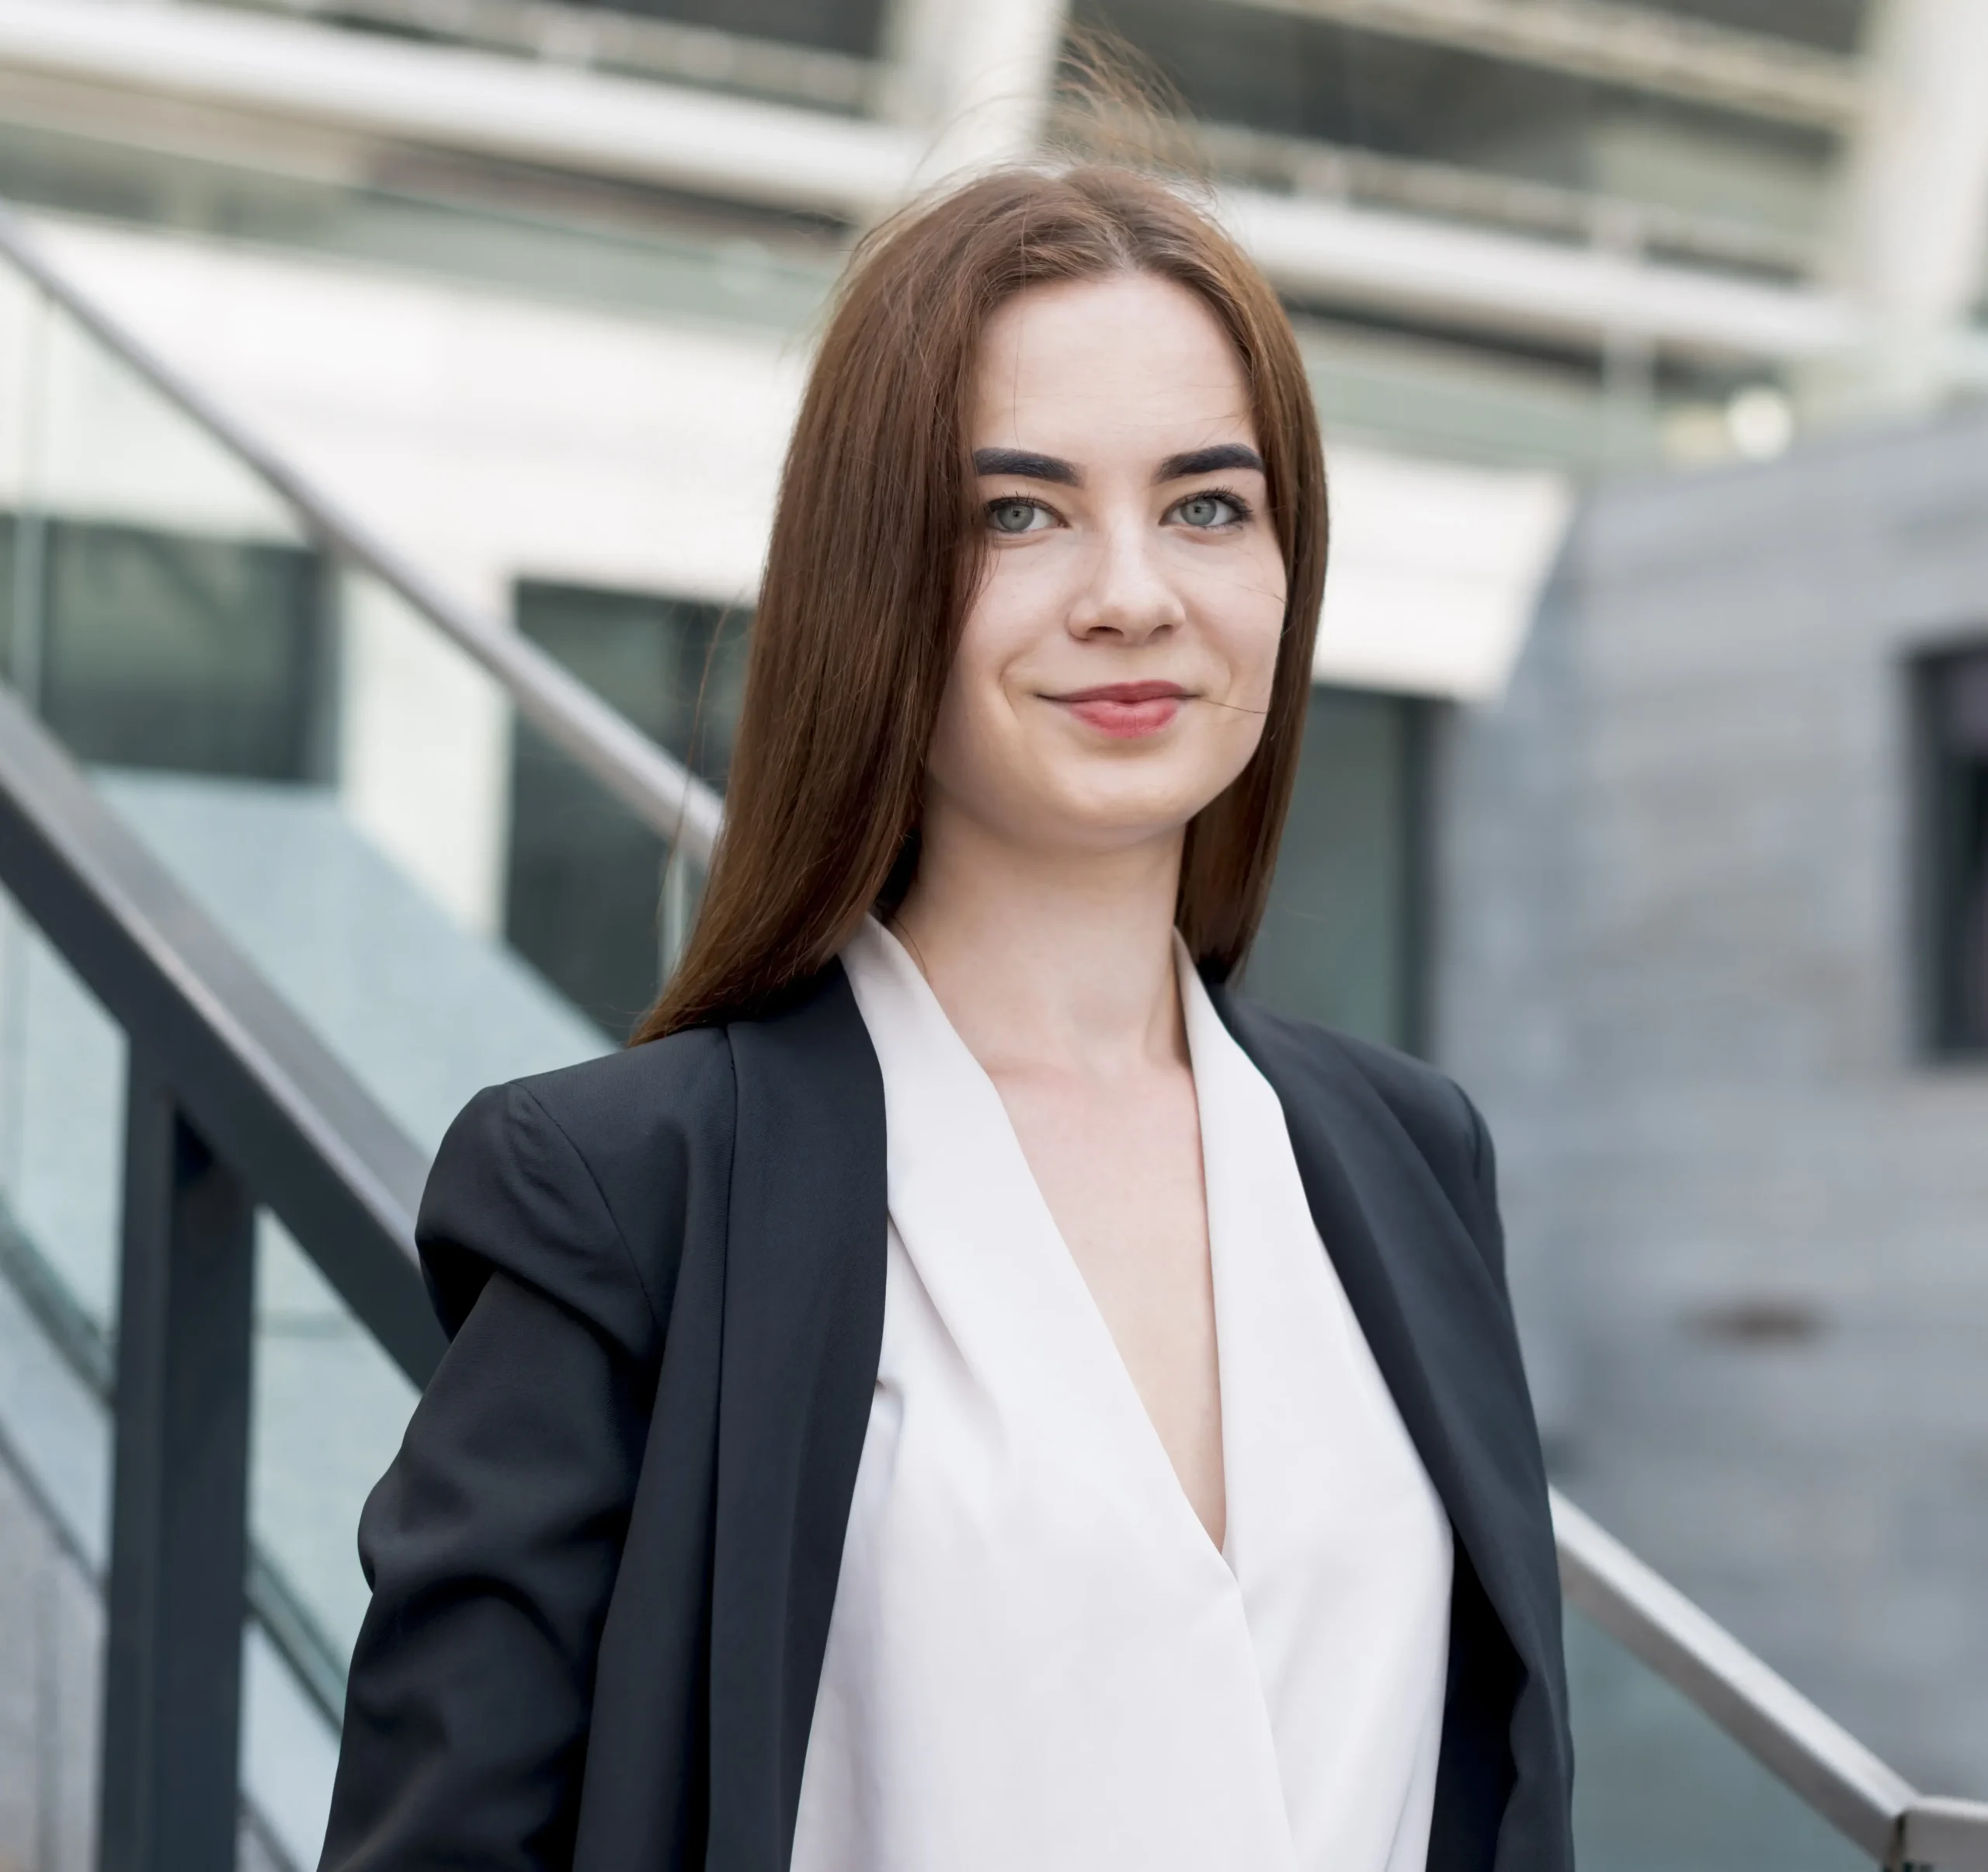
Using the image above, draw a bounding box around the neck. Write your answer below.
[891,798,1187,1079]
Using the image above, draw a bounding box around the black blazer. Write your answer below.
[319,964,1573,1872]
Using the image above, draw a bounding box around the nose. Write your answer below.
[1066,515,1187,645]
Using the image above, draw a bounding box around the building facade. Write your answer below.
[1440,405,1988,1790]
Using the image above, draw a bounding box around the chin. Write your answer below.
[1077,746,1248,805]
[1041,772,1233,849]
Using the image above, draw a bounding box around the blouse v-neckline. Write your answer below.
[867,918,1235,1571]
[789,917,1453,1872]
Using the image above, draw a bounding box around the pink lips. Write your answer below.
[1053,681,1188,738]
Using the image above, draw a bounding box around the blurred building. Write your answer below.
[1441,410,1988,1793]
[0,0,1984,1863]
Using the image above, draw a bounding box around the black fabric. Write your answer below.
[1430,1546,1527,1872]
[320,964,1573,1872]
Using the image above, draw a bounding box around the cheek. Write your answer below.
[924,582,1025,791]
[1200,550,1289,706]
[922,658,977,795]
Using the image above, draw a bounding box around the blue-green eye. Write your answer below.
[1173,491,1245,528]
[988,498,1044,534]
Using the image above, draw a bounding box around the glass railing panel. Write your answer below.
[0,252,714,1704]
[0,273,710,1139]
[251,1212,419,1695]
[1566,1603,1875,1872]
[506,712,705,1036]
[509,578,735,1031]
[80,568,626,1155]
[0,881,125,1346]
[0,884,120,1872]
[0,258,308,584]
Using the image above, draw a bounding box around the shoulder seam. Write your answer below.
[511,1078,664,1333]
[1315,1022,1482,1189]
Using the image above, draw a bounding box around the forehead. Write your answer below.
[971,273,1256,453]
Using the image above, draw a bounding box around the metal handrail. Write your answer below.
[0,203,725,867]
[1555,1493,1988,1870]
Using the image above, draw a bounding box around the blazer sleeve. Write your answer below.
[1455,1088,1510,1299]
[318,1078,668,1872]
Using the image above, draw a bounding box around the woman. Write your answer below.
[321,165,1572,1872]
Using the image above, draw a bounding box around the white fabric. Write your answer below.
[791,917,1452,1872]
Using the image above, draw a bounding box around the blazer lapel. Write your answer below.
[707,966,888,1872]
[1210,992,1562,1730]
[701,969,1563,1872]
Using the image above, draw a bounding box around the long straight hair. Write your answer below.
[634,165,1327,1042]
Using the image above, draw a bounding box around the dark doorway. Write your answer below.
[1245,686,1431,1053]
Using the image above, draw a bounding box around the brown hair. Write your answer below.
[634,164,1326,1042]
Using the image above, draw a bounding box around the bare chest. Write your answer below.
[992,1065,1225,1543]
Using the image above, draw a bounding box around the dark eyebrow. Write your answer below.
[972,447,1081,485]
[1156,444,1265,481]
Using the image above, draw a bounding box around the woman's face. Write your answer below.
[924,271,1289,861]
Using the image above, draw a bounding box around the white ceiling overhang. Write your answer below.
[1315,448,1573,702]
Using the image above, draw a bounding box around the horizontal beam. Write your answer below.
[1190,116,1819,277]
[1225,185,1858,359]
[221,0,1871,137]
[237,0,879,112]
[1215,0,1865,131]
[0,0,916,220]
[0,1,1865,366]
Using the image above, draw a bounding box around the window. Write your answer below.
[506,580,748,1037]
[0,514,329,781]
[1245,686,1430,1054]
[1919,647,1988,1057]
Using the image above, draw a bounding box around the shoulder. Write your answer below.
[513,1023,739,1191]
[1215,989,1481,1161]
[1209,987,1497,1248]
[417,1026,738,1346]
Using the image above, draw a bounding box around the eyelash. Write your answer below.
[982,485,1256,532]
[1177,484,1253,527]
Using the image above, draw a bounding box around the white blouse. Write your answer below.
[791,918,1452,1872]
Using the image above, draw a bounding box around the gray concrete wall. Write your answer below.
[1435,405,1988,1797]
